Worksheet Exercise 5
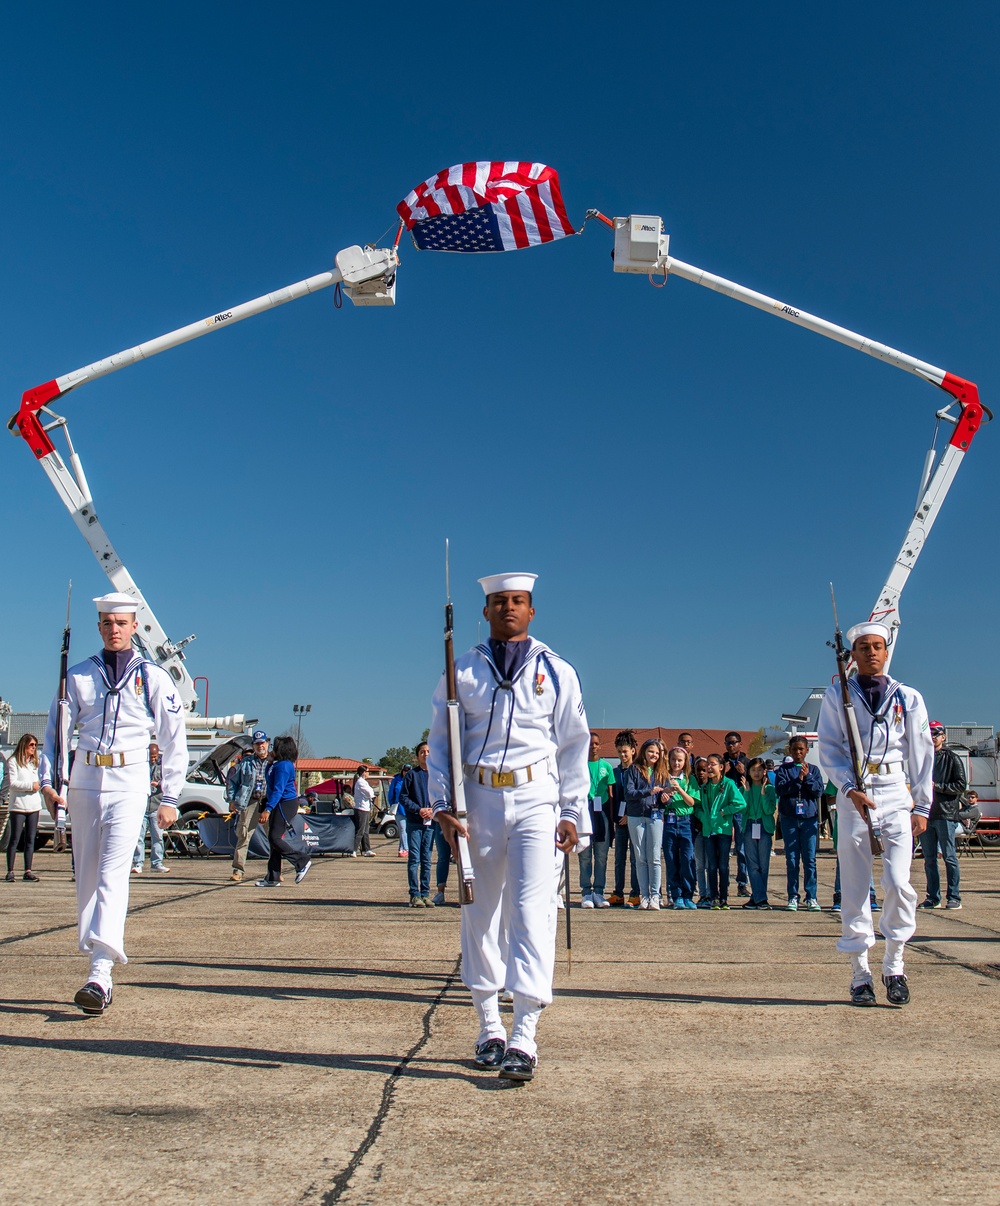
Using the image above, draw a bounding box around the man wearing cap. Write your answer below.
[40,593,189,1015]
[428,572,590,1081]
[226,730,271,883]
[817,621,933,1007]
[919,721,967,911]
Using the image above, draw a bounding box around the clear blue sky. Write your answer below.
[3,3,997,757]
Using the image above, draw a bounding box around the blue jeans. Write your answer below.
[397,804,408,854]
[743,827,772,903]
[783,812,819,903]
[920,817,961,904]
[627,815,664,900]
[434,823,452,888]
[705,833,732,901]
[133,806,165,869]
[406,820,434,897]
[578,809,611,895]
[693,831,709,899]
[731,810,748,887]
[613,819,639,897]
[662,814,695,901]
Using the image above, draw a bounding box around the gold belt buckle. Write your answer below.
[491,770,516,788]
[867,761,881,775]
[95,753,114,767]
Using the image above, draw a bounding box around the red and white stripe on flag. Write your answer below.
[397,161,575,250]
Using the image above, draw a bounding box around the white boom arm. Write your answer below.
[9,244,399,709]
[601,212,988,667]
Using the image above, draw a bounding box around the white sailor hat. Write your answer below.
[477,572,538,597]
[93,591,139,614]
[846,621,891,647]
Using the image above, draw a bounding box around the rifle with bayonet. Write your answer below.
[829,584,883,857]
[444,541,475,905]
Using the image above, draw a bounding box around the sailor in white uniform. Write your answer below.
[817,621,933,1007]
[41,593,188,1015]
[429,572,590,1081]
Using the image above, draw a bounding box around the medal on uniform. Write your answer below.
[534,672,545,696]
[893,702,903,726]
[134,671,143,697]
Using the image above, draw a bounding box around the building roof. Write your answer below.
[296,758,386,773]
[588,727,749,761]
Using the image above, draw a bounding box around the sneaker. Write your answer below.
[362,851,376,858]
[870,899,881,912]
[151,865,171,874]
[627,895,640,909]
[683,898,698,910]
[719,901,730,910]
[918,899,941,910]
[255,877,280,887]
[946,900,963,910]
[422,896,435,908]
[409,896,423,908]
[711,900,721,910]
[500,989,514,1002]
[397,851,408,858]
[594,893,611,908]
[736,884,751,898]
[741,900,759,910]
[432,891,446,906]
[74,981,112,1016]
[23,870,39,882]
[581,894,595,909]
[831,902,841,913]
[639,896,650,910]
[649,898,661,910]
[786,899,798,911]
[295,860,312,884]
[673,899,686,910]
[757,901,772,911]
[4,872,14,883]
[607,894,624,907]
[230,870,244,883]
[697,898,713,909]
[350,852,358,858]
[806,898,821,911]
[850,980,877,1007]
[131,865,142,875]
[555,896,565,910]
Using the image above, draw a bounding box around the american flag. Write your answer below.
[397,161,575,253]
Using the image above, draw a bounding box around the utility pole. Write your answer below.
[293,703,312,745]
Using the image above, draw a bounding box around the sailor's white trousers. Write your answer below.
[836,776,917,970]
[68,760,150,966]
[460,778,560,1009]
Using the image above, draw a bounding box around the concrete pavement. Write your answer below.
[1,838,999,1204]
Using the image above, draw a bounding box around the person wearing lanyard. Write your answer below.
[661,745,700,909]
[741,757,778,909]
[774,736,826,912]
[580,731,615,908]
[227,730,271,883]
[40,592,188,1015]
[816,621,933,1007]
[693,755,746,909]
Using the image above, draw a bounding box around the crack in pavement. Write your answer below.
[301,954,463,1205]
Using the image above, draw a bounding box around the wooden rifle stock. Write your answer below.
[829,585,883,857]
[444,563,475,905]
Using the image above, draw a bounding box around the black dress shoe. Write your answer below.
[473,1038,506,1069]
[850,981,877,1007]
[498,1047,536,1081]
[882,974,910,1006]
[74,982,112,1016]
